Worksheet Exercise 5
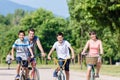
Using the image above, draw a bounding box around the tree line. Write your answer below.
[0,0,120,65]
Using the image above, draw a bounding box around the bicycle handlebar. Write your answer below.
[53,58,70,68]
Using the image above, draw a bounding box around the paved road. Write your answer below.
[0,68,120,80]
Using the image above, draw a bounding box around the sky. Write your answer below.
[10,0,70,18]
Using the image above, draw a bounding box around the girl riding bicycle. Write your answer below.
[81,31,103,80]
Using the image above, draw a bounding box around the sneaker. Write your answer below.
[53,70,58,77]
[15,74,20,79]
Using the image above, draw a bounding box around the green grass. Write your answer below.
[101,65,120,77]
[69,64,120,77]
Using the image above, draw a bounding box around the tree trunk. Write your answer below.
[78,54,80,64]
[109,57,112,65]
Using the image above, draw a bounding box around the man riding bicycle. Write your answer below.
[24,29,46,79]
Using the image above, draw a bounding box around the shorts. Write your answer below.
[30,58,36,63]
[16,57,28,67]
[58,58,70,71]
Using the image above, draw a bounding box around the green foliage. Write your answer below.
[0,2,120,64]
[67,0,120,64]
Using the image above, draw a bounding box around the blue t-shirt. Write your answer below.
[12,39,31,60]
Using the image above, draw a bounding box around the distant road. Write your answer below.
[0,68,120,80]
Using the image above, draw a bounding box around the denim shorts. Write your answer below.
[58,58,70,71]
[16,57,28,67]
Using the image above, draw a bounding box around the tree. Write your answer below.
[67,0,120,64]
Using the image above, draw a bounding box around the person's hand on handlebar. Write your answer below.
[41,52,46,57]
[31,55,34,58]
[47,56,51,60]
[81,52,87,55]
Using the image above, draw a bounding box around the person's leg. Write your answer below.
[8,63,10,69]
[53,67,60,77]
[16,64,21,75]
[96,56,102,77]
[53,68,58,80]
[7,60,10,69]
[53,58,63,78]
[65,71,69,80]
[65,59,70,80]
[96,62,101,77]
[30,58,36,79]
[86,65,91,80]
[16,57,21,76]
[23,60,29,79]
[15,63,21,79]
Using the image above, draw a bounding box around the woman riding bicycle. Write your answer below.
[81,31,103,80]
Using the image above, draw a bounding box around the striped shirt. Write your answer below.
[12,39,31,60]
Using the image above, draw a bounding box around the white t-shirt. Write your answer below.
[53,40,71,59]
[6,54,12,61]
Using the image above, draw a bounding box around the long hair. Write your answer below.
[89,31,98,39]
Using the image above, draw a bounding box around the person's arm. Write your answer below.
[99,40,103,55]
[69,46,75,59]
[36,39,46,57]
[11,48,15,60]
[81,40,89,54]
[47,47,55,60]
[28,48,34,58]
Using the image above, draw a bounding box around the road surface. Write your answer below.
[0,68,120,80]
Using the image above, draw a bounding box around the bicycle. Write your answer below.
[28,58,40,80]
[53,58,69,80]
[15,60,28,80]
[85,55,98,80]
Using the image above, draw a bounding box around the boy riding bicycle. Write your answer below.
[11,30,34,80]
[48,32,75,80]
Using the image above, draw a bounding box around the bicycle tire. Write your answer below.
[30,68,40,80]
[90,66,95,80]
[20,73,25,80]
[58,72,65,80]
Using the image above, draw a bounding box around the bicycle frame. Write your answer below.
[28,60,40,80]
[81,54,98,80]
[86,56,98,80]
[53,58,69,80]
[89,65,95,80]
[18,60,28,80]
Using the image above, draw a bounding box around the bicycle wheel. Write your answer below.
[30,68,40,80]
[58,72,65,80]
[90,66,95,80]
[20,74,25,80]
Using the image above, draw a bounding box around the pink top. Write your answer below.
[88,39,101,56]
